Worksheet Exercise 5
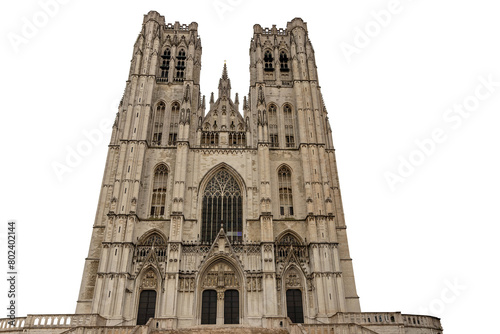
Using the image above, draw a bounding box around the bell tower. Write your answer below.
[75,11,203,318]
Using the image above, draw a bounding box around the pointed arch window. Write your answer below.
[264,50,274,72]
[275,233,307,262]
[278,166,293,216]
[279,51,289,72]
[151,102,165,146]
[159,49,171,82]
[201,169,243,244]
[283,104,295,148]
[150,165,168,218]
[168,102,180,145]
[135,233,167,262]
[229,132,246,147]
[175,49,186,81]
[268,104,279,147]
[201,132,219,146]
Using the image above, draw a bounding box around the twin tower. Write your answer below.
[70,11,442,333]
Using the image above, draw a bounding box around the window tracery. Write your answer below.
[159,49,171,81]
[168,102,180,145]
[279,51,289,72]
[150,165,168,218]
[283,104,295,148]
[201,170,242,244]
[151,102,165,146]
[175,49,186,81]
[264,50,274,72]
[268,104,279,147]
[278,166,293,217]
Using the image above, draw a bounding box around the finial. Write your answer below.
[222,62,228,80]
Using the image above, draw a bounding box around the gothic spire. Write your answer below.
[218,62,231,98]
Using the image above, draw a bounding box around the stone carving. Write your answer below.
[142,270,157,289]
[285,270,301,288]
[201,262,239,288]
[247,275,263,292]
[179,276,195,292]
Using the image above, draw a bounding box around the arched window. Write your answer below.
[137,290,156,325]
[283,104,295,148]
[175,49,186,81]
[278,166,293,216]
[264,50,274,72]
[275,233,307,262]
[286,289,304,323]
[201,169,242,244]
[135,233,167,262]
[168,102,180,145]
[229,132,246,147]
[201,132,219,146]
[279,51,289,72]
[151,102,165,146]
[268,104,279,147]
[159,49,171,81]
[150,165,168,218]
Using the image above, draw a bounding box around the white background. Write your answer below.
[1,0,499,333]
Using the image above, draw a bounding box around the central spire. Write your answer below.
[222,61,228,80]
[218,63,231,98]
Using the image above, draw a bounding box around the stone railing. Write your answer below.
[0,314,106,333]
[403,313,442,330]
[332,311,402,325]
[331,312,442,331]
[0,317,25,331]
[0,312,442,333]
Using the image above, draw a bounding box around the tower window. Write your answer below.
[150,164,168,218]
[278,166,293,217]
[168,102,180,146]
[264,50,274,72]
[151,102,165,146]
[159,49,171,82]
[201,169,242,244]
[279,51,289,72]
[283,104,295,148]
[175,49,186,82]
[268,104,279,147]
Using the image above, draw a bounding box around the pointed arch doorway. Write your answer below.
[199,260,242,325]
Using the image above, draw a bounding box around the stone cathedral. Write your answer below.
[0,11,443,334]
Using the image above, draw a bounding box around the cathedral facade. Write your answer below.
[0,11,443,334]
